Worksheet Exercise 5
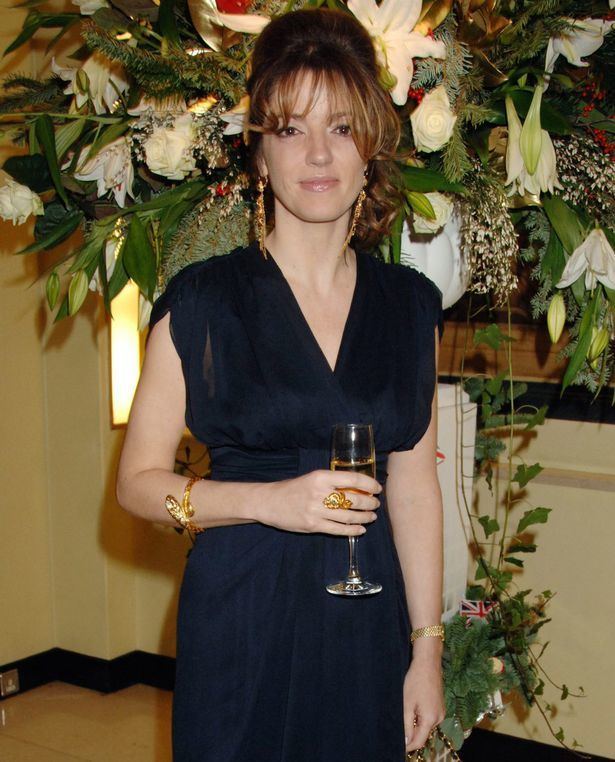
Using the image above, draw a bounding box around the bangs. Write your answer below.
[250,65,391,160]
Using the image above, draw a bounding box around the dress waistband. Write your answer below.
[209,445,389,484]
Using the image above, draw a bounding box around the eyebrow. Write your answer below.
[288,111,350,120]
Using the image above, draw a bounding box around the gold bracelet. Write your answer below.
[410,624,445,643]
[182,476,202,518]
[165,494,205,534]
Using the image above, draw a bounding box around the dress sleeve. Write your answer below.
[146,262,202,365]
[391,268,444,452]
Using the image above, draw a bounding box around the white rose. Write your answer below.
[413,192,453,234]
[143,113,197,181]
[0,178,44,225]
[410,85,457,153]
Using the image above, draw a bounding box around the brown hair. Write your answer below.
[245,8,403,250]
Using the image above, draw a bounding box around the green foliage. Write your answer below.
[442,617,502,730]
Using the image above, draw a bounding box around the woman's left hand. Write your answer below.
[403,654,446,754]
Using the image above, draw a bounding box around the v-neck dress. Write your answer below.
[148,240,443,762]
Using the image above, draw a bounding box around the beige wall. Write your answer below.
[473,419,615,759]
[1,5,613,758]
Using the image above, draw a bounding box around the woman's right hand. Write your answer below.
[254,469,382,535]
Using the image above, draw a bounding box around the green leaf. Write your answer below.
[107,244,130,302]
[561,684,569,700]
[4,10,80,55]
[54,118,86,161]
[605,285,615,309]
[158,0,181,47]
[400,165,465,194]
[390,209,403,265]
[478,515,500,538]
[3,154,52,193]
[504,556,524,567]
[512,462,543,488]
[507,543,537,553]
[517,506,551,534]
[405,191,436,220]
[485,371,507,396]
[473,324,514,350]
[475,558,489,581]
[35,114,68,206]
[83,120,131,165]
[554,727,565,742]
[541,230,566,284]
[439,718,464,751]
[542,195,584,254]
[18,205,83,254]
[123,214,157,301]
[562,289,600,392]
[524,405,548,430]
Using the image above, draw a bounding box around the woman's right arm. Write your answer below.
[116,312,381,535]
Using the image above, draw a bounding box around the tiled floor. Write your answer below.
[0,682,172,761]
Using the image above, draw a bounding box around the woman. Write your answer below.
[116,8,445,761]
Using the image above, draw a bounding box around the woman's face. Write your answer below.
[257,74,367,227]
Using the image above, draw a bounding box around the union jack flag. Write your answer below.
[459,599,497,622]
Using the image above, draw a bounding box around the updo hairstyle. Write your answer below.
[245,8,404,250]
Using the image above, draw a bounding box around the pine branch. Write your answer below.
[81,22,245,101]
[0,73,67,113]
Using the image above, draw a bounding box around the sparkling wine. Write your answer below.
[330,457,375,479]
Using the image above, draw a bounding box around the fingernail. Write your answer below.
[405,736,408,744]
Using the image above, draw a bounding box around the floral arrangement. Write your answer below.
[1,0,611,754]
[1,0,613,386]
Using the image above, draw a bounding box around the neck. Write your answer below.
[265,204,355,289]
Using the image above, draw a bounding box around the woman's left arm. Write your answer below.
[386,326,446,753]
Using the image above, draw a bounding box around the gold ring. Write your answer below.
[323,490,353,510]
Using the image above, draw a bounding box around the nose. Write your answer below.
[305,128,333,167]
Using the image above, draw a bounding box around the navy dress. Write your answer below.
[148,240,443,762]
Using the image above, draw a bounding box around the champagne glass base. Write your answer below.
[326,578,382,596]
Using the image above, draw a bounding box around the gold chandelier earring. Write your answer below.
[340,170,368,259]
[256,175,268,259]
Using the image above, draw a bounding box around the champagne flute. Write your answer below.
[326,423,382,596]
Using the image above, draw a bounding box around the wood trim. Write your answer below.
[439,321,570,383]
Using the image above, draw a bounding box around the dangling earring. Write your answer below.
[340,170,368,259]
[256,175,268,259]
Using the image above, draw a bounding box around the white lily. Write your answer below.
[73,137,134,208]
[544,18,614,86]
[72,0,109,14]
[187,0,269,53]
[52,53,129,114]
[556,229,615,291]
[504,97,562,196]
[219,94,250,136]
[347,0,446,106]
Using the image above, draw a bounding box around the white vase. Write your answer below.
[400,213,468,309]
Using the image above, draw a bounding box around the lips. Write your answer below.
[299,177,339,192]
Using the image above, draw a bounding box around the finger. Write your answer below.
[330,472,382,494]
[319,521,368,537]
[323,505,378,524]
[405,715,435,753]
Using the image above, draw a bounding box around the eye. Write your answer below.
[276,126,299,137]
[334,124,352,136]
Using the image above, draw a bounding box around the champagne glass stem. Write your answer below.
[347,537,361,581]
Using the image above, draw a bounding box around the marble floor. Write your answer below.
[0,682,172,761]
